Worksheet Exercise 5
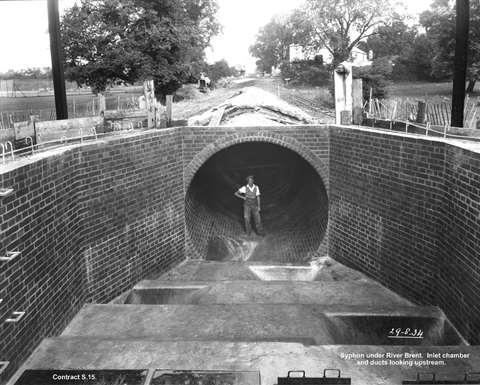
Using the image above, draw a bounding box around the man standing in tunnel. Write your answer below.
[235,175,264,237]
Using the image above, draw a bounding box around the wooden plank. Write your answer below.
[434,104,440,125]
[35,116,103,143]
[209,105,227,126]
[14,120,35,140]
[104,110,147,120]
[166,95,173,126]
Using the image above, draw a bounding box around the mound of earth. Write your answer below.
[188,87,316,126]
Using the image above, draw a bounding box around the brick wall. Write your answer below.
[181,126,329,188]
[329,125,480,344]
[0,150,84,384]
[77,132,185,302]
[439,145,480,344]
[0,129,185,383]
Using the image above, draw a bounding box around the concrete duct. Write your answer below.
[185,142,328,263]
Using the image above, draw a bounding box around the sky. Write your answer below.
[0,0,433,73]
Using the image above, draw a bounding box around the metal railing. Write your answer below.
[365,115,480,142]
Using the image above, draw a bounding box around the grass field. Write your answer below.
[0,88,143,127]
[0,90,142,112]
[386,81,480,100]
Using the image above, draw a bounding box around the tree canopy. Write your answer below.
[0,67,52,80]
[250,0,395,72]
[207,60,238,83]
[303,0,394,65]
[60,0,220,96]
[249,11,311,74]
[420,0,480,90]
[365,20,435,81]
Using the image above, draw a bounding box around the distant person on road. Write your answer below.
[234,175,264,237]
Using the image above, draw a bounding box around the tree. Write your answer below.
[279,59,331,87]
[366,20,436,81]
[420,0,480,91]
[60,0,220,97]
[207,60,238,83]
[0,67,52,80]
[366,20,416,59]
[249,10,312,73]
[356,56,393,99]
[407,34,436,81]
[304,0,394,66]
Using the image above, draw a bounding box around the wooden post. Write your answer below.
[98,93,106,116]
[143,80,156,128]
[368,87,373,115]
[352,78,363,125]
[47,0,68,120]
[416,101,426,124]
[166,95,173,127]
[469,108,477,129]
[451,0,470,127]
[72,96,76,118]
[334,61,353,125]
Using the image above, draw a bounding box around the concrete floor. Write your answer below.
[8,257,480,385]
[61,303,444,345]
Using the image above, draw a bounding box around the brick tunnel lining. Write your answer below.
[185,142,329,263]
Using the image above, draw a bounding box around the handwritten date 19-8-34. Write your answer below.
[388,328,424,339]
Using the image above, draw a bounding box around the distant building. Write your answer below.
[350,46,372,67]
[289,44,372,67]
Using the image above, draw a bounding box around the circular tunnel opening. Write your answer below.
[185,142,328,263]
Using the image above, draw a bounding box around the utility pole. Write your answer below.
[47,0,68,119]
[451,0,469,128]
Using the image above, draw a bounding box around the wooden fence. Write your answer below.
[368,96,480,129]
[0,94,141,131]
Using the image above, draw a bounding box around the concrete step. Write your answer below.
[61,303,445,345]
[113,279,413,307]
[156,259,370,282]
[11,337,480,385]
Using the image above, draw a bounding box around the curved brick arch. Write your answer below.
[184,132,329,192]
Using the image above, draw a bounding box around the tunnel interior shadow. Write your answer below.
[185,142,328,263]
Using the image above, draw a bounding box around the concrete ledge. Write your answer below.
[128,279,413,307]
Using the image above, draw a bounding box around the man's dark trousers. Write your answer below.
[244,198,263,235]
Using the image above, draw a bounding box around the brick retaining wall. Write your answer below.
[439,145,480,343]
[0,130,185,383]
[329,126,480,344]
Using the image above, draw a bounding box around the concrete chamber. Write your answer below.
[185,142,328,263]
